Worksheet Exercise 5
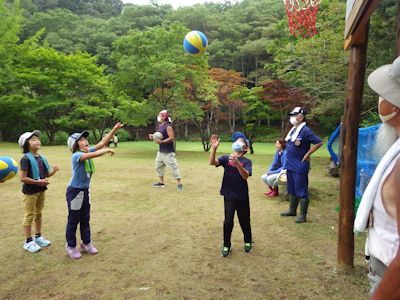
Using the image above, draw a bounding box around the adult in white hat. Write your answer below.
[280,107,323,223]
[354,57,400,296]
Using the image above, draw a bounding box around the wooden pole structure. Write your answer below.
[397,0,400,56]
[337,24,369,269]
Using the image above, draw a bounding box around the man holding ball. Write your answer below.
[149,110,183,191]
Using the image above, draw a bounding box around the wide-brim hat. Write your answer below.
[18,130,41,148]
[289,107,307,116]
[368,57,400,107]
[67,131,89,151]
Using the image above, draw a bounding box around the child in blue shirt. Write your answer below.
[65,122,123,259]
[209,132,253,257]
[261,138,287,197]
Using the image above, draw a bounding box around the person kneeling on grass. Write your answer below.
[209,132,253,257]
[261,138,287,198]
[65,122,123,260]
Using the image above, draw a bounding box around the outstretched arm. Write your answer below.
[94,122,124,151]
[80,148,115,161]
[46,165,60,177]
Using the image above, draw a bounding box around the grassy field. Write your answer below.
[0,141,369,299]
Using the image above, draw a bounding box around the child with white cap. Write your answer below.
[65,122,123,259]
[18,130,59,253]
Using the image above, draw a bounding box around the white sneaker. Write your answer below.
[23,240,41,253]
[34,236,51,247]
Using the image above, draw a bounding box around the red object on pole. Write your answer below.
[283,0,320,38]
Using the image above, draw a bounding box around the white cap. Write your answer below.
[18,130,41,148]
[289,107,306,116]
[67,131,89,152]
[368,56,400,107]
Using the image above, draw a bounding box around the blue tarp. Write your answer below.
[327,123,381,209]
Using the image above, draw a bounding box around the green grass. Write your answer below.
[0,141,368,299]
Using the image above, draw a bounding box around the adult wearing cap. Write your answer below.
[149,110,183,192]
[64,122,122,259]
[280,107,322,223]
[354,57,400,296]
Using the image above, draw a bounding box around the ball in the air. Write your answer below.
[0,156,19,182]
[153,132,163,141]
[183,31,208,55]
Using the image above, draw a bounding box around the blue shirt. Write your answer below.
[217,155,252,200]
[68,147,95,189]
[268,150,287,174]
[285,126,322,174]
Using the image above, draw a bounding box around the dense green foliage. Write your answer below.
[0,0,398,147]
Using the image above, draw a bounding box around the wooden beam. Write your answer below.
[338,24,369,269]
[344,0,380,49]
[397,0,400,56]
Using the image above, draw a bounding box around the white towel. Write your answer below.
[285,122,306,142]
[354,138,400,233]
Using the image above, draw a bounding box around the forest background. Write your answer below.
[0,0,397,151]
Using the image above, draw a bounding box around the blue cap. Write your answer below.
[231,131,249,147]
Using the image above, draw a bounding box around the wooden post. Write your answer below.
[397,0,400,56]
[337,25,369,269]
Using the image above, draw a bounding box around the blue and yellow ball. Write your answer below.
[183,31,208,55]
[0,156,18,182]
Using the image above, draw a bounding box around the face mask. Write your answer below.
[290,116,298,126]
[157,116,162,123]
[232,141,245,152]
[379,98,399,122]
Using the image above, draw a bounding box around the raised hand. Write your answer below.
[210,134,220,149]
[113,122,124,130]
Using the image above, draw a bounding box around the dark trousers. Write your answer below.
[287,169,309,199]
[223,197,252,247]
[66,187,91,247]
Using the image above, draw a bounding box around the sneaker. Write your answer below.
[152,182,165,188]
[177,184,183,192]
[221,246,231,257]
[244,243,253,253]
[34,236,51,247]
[80,242,98,255]
[23,241,41,253]
[66,245,82,259]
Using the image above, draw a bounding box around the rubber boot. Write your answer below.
[295,198,309,223]
[264,186,273,196]
[280,195,298,216]
[268,187,279,198]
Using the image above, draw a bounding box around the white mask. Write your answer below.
[290,116,298,126]
[379,98,399,123]
[157,115,162,123]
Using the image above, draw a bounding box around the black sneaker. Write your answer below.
[221,246,231,257]
[244,243,252,253]
[177,184,183,192]
[152,182,165,188]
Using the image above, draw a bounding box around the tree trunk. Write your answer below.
[0,130,3,141]
[184,122,188,139]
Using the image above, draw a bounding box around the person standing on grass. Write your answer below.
[65,122,123,260]
[280,107,322,223]
[148,110,183,192]
[209,132,253,257]
[18,130,59,253]
[261,138,287,198]
[354,57,400,296]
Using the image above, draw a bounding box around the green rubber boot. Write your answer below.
[280,195,298,217]
[295,198,309,223]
